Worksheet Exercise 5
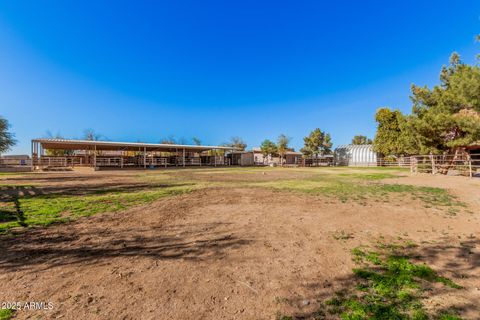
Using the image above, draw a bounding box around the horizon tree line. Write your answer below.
[0,120,371,158]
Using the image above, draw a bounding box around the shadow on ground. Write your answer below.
[0,221,250,272]
[281,239,480,319]
[0,182,193,200]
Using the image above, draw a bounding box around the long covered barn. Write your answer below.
[31,139,240,170]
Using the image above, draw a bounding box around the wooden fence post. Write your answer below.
[469,156,473,178]
[429,154,436,175]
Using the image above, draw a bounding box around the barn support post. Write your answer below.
[144,146,147,169]
[183,148,185,167]
[35,142,39,162]
[93,145,97,169]
[31,141,34,170]
[214,149,217,167]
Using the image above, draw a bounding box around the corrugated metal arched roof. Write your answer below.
[334,144,377,166]
[335,144,374,151]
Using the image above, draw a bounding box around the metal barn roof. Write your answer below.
[335,144,374,151]
[32,139,240,152]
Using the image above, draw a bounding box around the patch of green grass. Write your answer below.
[0,184,35,188]
[0,172,27,176]
[438,312,463,320]
[326,244,462,320]
[0,183,195,234]
[253,174,463,210]
[327,166,410,172]
[280,241,464,320]
[337,172,400,180]
[0,309,15,320]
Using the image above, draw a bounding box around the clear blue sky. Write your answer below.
[1,1,479,154]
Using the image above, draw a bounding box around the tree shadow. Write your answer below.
[5,174,129,183]
[0,196,27,226]
[0,210,17,223]
[281,239,480,319]
[0,182,193,199]
[0,185,45,201]
[0,221,251,272]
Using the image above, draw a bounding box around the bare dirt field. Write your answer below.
[0,167,479,319]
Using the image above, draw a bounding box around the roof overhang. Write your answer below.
[32,139,240,153]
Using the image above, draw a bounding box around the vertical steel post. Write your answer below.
[31,141,34,170]
[183,148,185,167]
[144,146,147,169]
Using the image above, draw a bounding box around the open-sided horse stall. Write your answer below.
[31,139,240,171]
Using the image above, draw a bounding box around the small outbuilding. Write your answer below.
[228,148,302,166]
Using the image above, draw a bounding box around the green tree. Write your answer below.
[0,116,16,153]
[277,134,290,165]
[223,136,247,151]
[300,128,332,156]
[260,139,277,163]
[477,34,480,60]
[351,135,372,145]
[372,108,415,156]
[192,137,202,145]
[373,49,480,157]
[408,52,480,154]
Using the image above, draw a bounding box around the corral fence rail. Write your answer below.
[36,156,84,168]
[300,158,333,167]
[410,154,479,178]
[377,158,411,167]
[0,157,33,167]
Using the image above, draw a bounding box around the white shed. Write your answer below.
[334,144,378,166]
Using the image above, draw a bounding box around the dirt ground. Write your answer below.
[0,168,479,319]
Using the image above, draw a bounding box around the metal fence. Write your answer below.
[377,158,411,167]
[300,158,333,167]
[410,154,478,177]
[37,157,84,168]
[0,158,32,167]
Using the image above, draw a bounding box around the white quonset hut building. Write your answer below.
[334,144,379,166]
